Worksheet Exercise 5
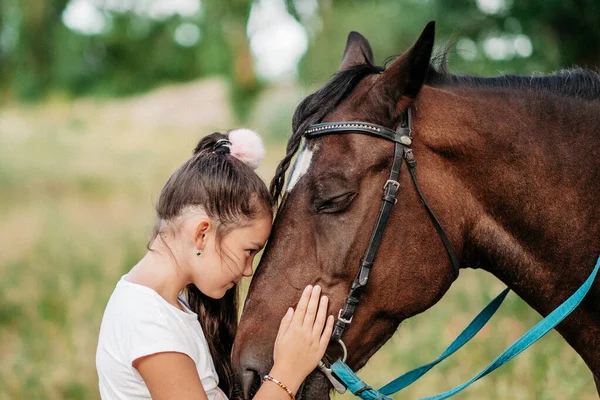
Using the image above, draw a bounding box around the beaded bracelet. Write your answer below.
[263,375,295,399]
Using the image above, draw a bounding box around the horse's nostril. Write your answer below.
[242,369,261,398]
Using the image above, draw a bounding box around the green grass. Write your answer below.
[0,82,596,399]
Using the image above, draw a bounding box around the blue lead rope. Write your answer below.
[331,255,600,399]
[378,288,510,395]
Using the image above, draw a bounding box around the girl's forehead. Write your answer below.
[227,217,271,236]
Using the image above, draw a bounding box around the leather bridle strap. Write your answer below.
[303,109,460,343]
[333,140,404,342]
[404,149,461,275]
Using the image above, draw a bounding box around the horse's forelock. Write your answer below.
[269,63,383,204]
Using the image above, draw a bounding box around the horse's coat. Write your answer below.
[233,22,600,399]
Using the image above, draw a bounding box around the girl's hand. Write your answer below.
[270,285,334,392]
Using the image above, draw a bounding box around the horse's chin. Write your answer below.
[230,369,332,400]
[296,370,332,400]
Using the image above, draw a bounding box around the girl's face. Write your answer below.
[193,215,272,299]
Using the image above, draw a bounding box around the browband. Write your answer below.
[305,121,412,146]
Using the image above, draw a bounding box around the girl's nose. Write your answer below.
[243,262,253,277]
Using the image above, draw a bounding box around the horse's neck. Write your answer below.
[417,85,600,370]
[419,84,600,264]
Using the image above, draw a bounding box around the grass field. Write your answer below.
[0,80,596,399]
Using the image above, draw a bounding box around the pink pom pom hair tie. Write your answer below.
[228,129,265,170]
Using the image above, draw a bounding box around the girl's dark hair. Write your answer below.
[150,131,272,397]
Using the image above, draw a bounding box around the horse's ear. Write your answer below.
[376,21,435,106]
[339,31,374,70]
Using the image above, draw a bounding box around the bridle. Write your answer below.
[295,109,600,399]
[290,107,600,398]
[302,108,461,392]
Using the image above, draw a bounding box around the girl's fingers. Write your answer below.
[276,307,294,339]
[312,295,328,336]
[319,315,335,351]
[291,285,313,325]
[302,286,322,328]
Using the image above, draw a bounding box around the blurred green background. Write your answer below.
[1,0,599,399]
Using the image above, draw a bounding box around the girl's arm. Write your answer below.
[135,285,332,400]
[136,351,303,400]
[135,352,208,400]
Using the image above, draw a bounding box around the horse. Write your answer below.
[232,22,600,399]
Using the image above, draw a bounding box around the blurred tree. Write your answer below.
[510,0,600,69]
[1,0,600,122]
[7,0,70,99]
[0,1,7,98]
[202,0,261,122]
[296,0,432,81]
[1,0,261,121]
[53,13,204,97]
[433,0,600,73]
[294,0,600,83]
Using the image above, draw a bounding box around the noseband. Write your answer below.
[303,108,460,391]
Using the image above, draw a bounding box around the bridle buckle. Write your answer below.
[338,309,353,324]
[384,179,400,190]
[383,179,400,204]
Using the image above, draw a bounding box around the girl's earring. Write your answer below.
[196,251,202,256]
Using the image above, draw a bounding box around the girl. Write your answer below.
[96,129,334,400]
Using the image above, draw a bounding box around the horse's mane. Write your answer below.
[270,53,600,204]
[430,64,600,101]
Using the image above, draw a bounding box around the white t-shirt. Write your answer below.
[96,276,228,400]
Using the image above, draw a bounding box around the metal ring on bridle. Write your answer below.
[316,339,349,394]
[319,338,348,364]
[334,339,348,362]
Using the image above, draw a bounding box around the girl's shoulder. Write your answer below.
[104,276,197,326]
[98,278,210,380]
[103,277,167,323]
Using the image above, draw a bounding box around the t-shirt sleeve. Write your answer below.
[125,306,194,366]
[214,389,229,400]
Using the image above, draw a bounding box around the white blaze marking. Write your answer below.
[287,147,314,192]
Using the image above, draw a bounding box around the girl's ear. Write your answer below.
[194,219,212,251]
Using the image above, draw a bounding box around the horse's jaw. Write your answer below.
[231,370,332,400]
[296,371,333,400]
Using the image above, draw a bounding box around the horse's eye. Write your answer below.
[314,192,356,214]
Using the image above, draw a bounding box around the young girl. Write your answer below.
[96,130,334,400]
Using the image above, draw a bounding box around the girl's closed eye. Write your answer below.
[247,242,265,256]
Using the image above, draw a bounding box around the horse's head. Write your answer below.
[233,22,465,399]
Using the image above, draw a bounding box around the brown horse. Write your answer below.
[232,22,600,399]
